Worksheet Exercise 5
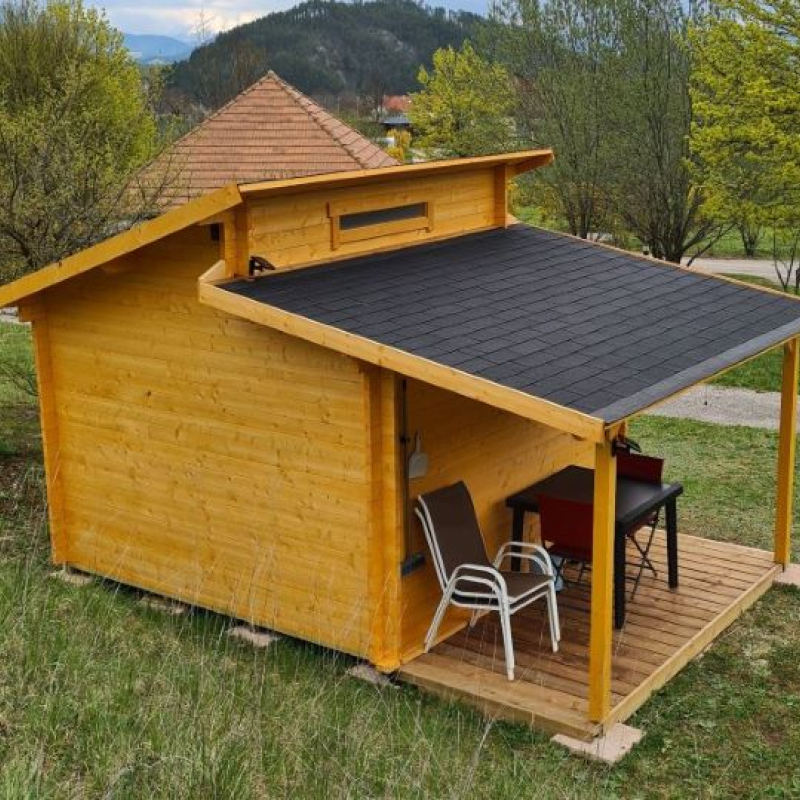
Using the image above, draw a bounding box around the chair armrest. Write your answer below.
[448,563,508,599]
[494,541,555,577]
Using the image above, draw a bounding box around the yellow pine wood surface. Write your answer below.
[43,224,378,658]
[398,378,594,662]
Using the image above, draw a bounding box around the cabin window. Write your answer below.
[328,197,434,249]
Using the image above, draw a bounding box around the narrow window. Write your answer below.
[329,198,433,249]
[340,202,428,231]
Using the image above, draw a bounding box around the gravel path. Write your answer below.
[645,385,794,430]
[685,256,780,282]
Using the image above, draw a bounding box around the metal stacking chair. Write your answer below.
[616,450,665,597]
[539,450,666,600]
[537,494,594,588]
[415,481,560,681]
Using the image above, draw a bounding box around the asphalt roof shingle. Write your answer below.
[223,224,800,423]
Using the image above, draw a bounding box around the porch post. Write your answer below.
[775,337,799,566]
[588,434,617,722]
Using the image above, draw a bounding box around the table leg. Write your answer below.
[511,507,525,572]
[614,525,626,629]
[666,498,679,588]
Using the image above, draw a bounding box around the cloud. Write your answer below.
[88,2,290,39]
[89,0,487,39]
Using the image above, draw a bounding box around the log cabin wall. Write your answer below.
[399,378,594,662]
[37,224,376,658]
[245,167,501,271]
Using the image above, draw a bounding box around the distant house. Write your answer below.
[382,94,411,114]
[152,71,397,208]
[380,114,413,135]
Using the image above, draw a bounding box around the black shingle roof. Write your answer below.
[223,225,800,422]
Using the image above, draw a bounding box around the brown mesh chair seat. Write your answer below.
[415,481,560,680]
[453,570,553,605]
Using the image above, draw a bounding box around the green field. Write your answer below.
[2,326,800,797]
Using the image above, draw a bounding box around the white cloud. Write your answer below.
[88,2,289,39]
[88,0,486,40]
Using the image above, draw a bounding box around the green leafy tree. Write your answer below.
[608,0,722,264]
[410,42,517,157]
[491,0,620,239]
[691,1,800,282]
[0,0,167,282]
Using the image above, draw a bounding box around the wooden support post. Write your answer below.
[775,337,799,566]
[588,435,617,722]
[366,367,403,671]
[222,206,250,277]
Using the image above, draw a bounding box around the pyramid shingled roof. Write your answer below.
[153,72,397,207]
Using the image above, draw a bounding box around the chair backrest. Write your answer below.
[617,451,664,484]
[415,482,490,591]
[537,494,594,562]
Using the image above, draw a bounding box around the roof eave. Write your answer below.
[198,277,606,442]
[0,184,243,308]
[237,150,554,199]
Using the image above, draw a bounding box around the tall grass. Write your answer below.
[2,325,800,796]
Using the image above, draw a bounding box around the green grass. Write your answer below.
[3,327,800,796]
[0,323,39,456]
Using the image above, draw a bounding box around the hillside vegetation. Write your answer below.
[167,0,482,110]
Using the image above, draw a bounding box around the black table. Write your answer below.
[505,466,684,629]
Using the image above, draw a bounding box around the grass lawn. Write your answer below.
[3,326,800,797]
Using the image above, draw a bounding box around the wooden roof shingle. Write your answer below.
[151,71,397,208]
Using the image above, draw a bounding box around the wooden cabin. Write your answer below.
[2,151,799,741]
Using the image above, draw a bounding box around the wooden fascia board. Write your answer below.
[0,184,243,307]
[512,152,555,175]
[238,150,554,199]
[198,281,605,441]
[605,331,800,433]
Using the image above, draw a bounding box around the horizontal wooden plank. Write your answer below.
[397,535,778,739]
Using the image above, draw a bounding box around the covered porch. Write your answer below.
[399,533,780,740]
[202,221,800,740]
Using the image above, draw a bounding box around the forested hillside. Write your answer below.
[167,0,482,110]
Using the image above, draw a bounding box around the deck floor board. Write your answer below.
[398,534,779,739]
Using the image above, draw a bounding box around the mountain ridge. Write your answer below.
[166,0,482,109]
[124,33,193,65]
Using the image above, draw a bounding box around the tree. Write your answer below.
[691,1,800,282]
[410,42,517,157]
[0,0,167,282]
[494,0,722,260]
[608,0,722,263]
[491,0,620,239]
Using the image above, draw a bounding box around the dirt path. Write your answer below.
[645,385,795,430]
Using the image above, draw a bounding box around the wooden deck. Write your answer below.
[398,534,780,740]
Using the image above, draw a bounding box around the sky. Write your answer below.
[88,0,484,40]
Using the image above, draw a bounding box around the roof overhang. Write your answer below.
[0,151,551,308]
[0,184,243,308]
[237,150,554,199]
[200,224,800,440]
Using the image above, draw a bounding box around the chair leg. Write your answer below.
[628,523,659,600]
[469,609,480,628]
[498,603,515,681]
[546,587,560,652]
[425,591,452,652]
